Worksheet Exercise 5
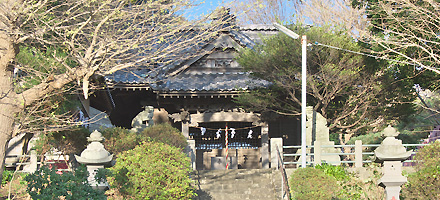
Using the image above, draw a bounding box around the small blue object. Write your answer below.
[315,41,318,45]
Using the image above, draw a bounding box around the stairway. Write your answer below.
[192,169,283,200]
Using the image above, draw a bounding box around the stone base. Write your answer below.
[211,157,238,170]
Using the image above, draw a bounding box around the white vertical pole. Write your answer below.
[301,35,307,168]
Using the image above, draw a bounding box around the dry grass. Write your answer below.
[0,173,29,200]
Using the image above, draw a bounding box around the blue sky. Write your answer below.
[183,0,226,20]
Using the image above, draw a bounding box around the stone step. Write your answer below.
[192,169,283,200]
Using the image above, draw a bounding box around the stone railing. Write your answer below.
[272,139,428,168]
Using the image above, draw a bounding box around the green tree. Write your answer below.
[236,25,406,143]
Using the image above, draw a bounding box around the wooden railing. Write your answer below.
[5,151,72,173]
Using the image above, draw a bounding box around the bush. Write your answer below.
[289,167,340,200]
[141,123,187,149]
[101,124,187,156]
[34,127,89,155]
[25,165,106,200]
[402,140,440,199]
[108,141,195,199]
[2,169,13,186]
[302,164,384,200]
[101,127,139,155]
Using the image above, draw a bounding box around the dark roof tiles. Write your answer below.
[158,72,270,91]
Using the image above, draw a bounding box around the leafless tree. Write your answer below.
[365,0,440,75]
[296,0,367,37]
[0,0,228,181]
[229,0,297,25]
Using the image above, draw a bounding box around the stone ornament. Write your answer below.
[374,126,413,162]
[75,130,113,164]
[374,125,412,200]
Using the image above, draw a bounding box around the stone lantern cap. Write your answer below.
[75,130,113,164]
[88,130,105,142]
[374,126,412,162]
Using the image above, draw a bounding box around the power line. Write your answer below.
[313,41,419,67]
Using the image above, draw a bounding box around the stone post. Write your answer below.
[313,141,321,166]
[28,150,38,173]
[270,138,283,169]
[261,125,269,169]
[182,122,190,138]
[75,130,113,191]
[186,139,196,170]
[355,140,363,168]
[374,126,412,200]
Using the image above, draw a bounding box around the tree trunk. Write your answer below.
[0,108,16,182]
[0,15,19,184]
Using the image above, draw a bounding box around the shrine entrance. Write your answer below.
[190,122,261,150]
[189,121,264,170]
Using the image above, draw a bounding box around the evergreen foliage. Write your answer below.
[141,123,187,150]
[101,127,139,156]
[101,123,188,156]
[236,24,411,141]
[108,141,195,199]
[25,165,106,200]
[402,140,440,199]
[289,167,340,200]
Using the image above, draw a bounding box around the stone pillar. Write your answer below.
[313,141,321,166]
[374,126,412,200]
[355,140,363,168]
[381,161,408,200]
[186,139,196,170]
[28,150,38,173]
[260,125,269,169]
[270,138,283,169]
[182,122,189,138]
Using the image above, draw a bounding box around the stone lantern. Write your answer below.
[374,126,412,200]
[75,130,113,190]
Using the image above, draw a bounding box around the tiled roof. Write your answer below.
[239,24,278,31]
[157,72,270,91]
[105,67,152,84]
[104,25,277,91]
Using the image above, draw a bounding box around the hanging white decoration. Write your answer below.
[200,127,206,135]
[247,129,253,139]
[216,128,222,139]
[230,128,236,138]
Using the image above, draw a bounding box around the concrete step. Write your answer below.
[192,169,283,200]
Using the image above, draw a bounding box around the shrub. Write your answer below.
[34,127,89,155]
[101,127,139,155]
[315,164,349,181]
[2,169,13,186]
[25,165,106,200]
[289,167,339,200]
[402,140,440,199]
[108,141,195,199]
[101,124,187,156]
[141,123,187,149]
[314,164,364,199]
